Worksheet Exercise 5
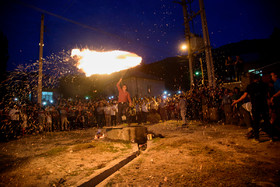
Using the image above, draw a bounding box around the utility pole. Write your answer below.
[176,0,194,88]
[199,58,205,85]
[38,14,44,105]
[199,0,216,87]
[176,0,216,88]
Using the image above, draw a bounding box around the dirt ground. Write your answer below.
[0,128,134,187]
[1,121,280,187]
[102,121,280,187]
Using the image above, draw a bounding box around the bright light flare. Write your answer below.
[71,48,142,76]
[180,43,188,51]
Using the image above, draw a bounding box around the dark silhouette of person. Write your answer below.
[232,74,270,140]
[225,56,234,81]
[234,56,243,81]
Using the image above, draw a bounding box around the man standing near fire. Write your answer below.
[116,78,132,124]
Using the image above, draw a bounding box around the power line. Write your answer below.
[14,0,123,40]
[13,0,172,57]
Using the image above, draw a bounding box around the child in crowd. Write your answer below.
[111,101,118,126]
[46,112,52,132]
[104,102,112,127]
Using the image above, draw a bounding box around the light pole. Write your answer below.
[176,0,215,88]
[199,57,205,85]
[175,0,194,88]
[179,41,194,89]
[180,43,187,51]
[38,14,44,105]
[199,0,215,87]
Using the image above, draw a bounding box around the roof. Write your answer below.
[123,69,162,81]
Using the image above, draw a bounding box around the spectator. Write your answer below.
[167,100,175,120]
[46,112,52,132]
[60,106,69,131]
[234,56,243,81]
[232,74,270,140]
[179,95,187,126]
[135,100,142,124]
[21,108,28,135]
[104,102,112,127]
[141,99,149,123]
[51,106,60,131]
[225,56,234,81]
[9,105,21,137]
[158,97,167,122]
[96,102,105,128]
[270,72,280,137]
[38,107,46,132]
[231,87,241,124]
[221,89,233,125]
[111,101,118,126]
[150,97,158,114]
[127,105,136,124]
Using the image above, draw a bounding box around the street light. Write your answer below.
[180,43,188,51]
[179,42,194,88]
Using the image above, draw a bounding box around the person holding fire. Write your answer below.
[116,78,132,124]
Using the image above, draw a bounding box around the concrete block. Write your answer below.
[105,126,147,144]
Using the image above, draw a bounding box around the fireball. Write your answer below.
[71,48,142,76]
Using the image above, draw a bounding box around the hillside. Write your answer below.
[136,28,280,91]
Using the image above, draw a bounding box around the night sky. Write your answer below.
[1,0,280,70]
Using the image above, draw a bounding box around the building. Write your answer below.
[104,71,165,98]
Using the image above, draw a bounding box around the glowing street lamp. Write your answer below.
[180,43,188,51]
[179,42,194,88]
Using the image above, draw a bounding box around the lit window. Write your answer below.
[42,91,53,103]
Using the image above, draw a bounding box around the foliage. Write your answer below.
[0,31,9,82]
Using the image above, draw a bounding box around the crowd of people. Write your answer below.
[1,72,279,142]
[225,55,244,82]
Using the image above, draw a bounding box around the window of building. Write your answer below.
[42,91,53,103]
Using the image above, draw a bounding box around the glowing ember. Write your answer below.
[71,48,142,76]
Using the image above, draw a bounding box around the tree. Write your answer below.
[58,74,95,98]
[0,31,9,104]
[0,31,9,82]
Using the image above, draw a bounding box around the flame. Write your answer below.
[71,48,142,76]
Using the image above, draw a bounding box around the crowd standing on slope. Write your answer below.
[1,72,279,142]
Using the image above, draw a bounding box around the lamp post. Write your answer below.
[199,57,205,85]
[38,14,44,105]
[176,0,215,88]
[180,43,187,51]
[180,42,194,89]
[175,0,194,88]
[199,0,215,87]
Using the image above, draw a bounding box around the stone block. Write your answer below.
[105,126,147,144]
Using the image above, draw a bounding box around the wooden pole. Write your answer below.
[199,0,216,87]
[200,57,204,85]
[38,14,44,105]
[182,0,194,88]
